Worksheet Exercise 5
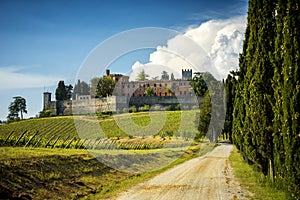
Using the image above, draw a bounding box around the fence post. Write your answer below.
[24,131,39,147]
[14,130,27,147]
[60,136,70,148]
[64,136,76,149]
[44,134,56,148]
[33,133,45,148]
[2,131,14,145]
[51,135,61,148]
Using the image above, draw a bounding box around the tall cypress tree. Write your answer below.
[273,0,300,196]
[272,0,287,187]
[233,0,276,175]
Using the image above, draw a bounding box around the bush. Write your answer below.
[139,105,150,112]
[129,106,137,113]
[175,104,181,110]
[165,105,173,111]
[39,110,54,118]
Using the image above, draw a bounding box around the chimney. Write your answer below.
[106,69,110,76]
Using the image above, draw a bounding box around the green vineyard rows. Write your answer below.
[0,111,199,149]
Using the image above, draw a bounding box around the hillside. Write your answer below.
[0,110,199,149]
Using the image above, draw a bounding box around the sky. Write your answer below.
[0,0,248,121]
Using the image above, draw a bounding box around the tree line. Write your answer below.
[224,0,299,198]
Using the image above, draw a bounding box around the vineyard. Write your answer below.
[0,111,199,150]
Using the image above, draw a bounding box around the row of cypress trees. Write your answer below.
[225,0,299,198]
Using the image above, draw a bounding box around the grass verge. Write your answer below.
[229,147,288,200]
[86,141,215,199]
[0,141,215,200]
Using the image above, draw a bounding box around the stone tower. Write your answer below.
[43,92,51,111]
[182,69,192,80]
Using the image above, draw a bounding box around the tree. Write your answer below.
[144,87,154,96]
[272,0,300,196]
[151,76,159,80]
[7,96,27,120]
[96,76,115,98]
[166,87,172,96]
[55,81,73,101]
[189,72,208,97]
[223,73,236,141]
[136,69,149,81]
[170,73,175,80]
[161,71,169,80]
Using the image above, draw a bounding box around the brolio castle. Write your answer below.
[43,69,198,115]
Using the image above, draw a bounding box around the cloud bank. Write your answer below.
[0,67,64,90]
[130,15,246,80]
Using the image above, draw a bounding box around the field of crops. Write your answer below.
[0,110,199,149]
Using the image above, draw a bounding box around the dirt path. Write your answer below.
[115,144,249,200]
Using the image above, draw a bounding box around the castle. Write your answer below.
[43,69,198,115]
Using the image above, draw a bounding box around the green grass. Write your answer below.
[0,111,199,148]
[85,141,215,199]
[0,141,215,200]
[229,147,288,200]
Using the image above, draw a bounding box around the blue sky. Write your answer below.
[0,0,247,121]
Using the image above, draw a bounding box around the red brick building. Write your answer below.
[108,69,194,97]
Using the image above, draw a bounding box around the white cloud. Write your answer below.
[0,67,64,90]
[130,15,246,80]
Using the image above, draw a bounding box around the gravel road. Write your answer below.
[115,144,250,200]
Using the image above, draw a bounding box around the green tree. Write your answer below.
[136,69,149,81]
[96,76,116,98]
[272,0,300,196]
[144,87,154,96]
[7,96,27,120]
[55,81,73,101]
[232,0,276,177]
[166,87,172,96]
[170,73,175,80]
[151,76,159,80]
[197,91,211,140]
[189,72,208,97]
[223,73,236,141]
[161,71,169,80]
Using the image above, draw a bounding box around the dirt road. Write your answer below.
[115,144,249,200]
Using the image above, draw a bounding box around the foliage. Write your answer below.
[229,147,288,200]
[136,69,149,81]
[190,72,225,142]
[144,87,154,96]
[223,73,236,141]
[161,70,169,80]
[189,72,208,97]
[7,96,27,120]
[39,110,54,118]
[96,76,116,98]
[0,111,199,147]
[170,73,175,80]
[128,106,137,113]
[229,0,300,198]
[55,80,73,101]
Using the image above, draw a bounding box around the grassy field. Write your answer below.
[0,142,215,200]
[229,147,288,200]
[0,110,210,199]
[0,111,199,149]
